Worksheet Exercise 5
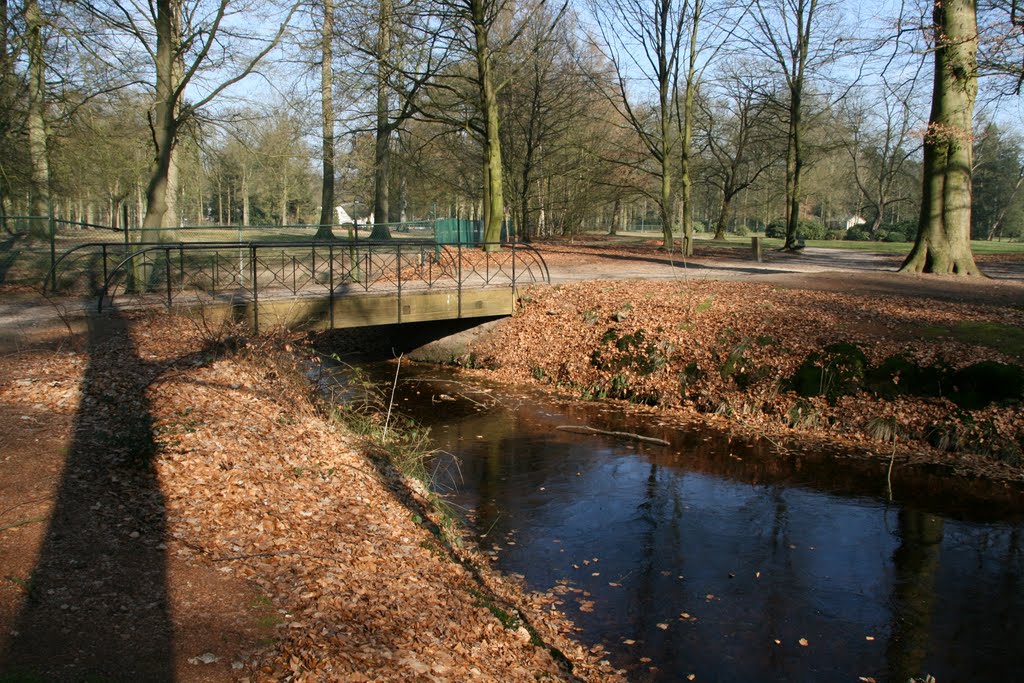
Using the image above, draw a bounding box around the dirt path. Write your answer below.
[535,243,1024,307]
[0,312,623,682]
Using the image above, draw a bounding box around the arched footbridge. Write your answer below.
[48,240,550,332]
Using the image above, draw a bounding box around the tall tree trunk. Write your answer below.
[715,193,733,240]
[398,169,408,223]
[659,162,673,248]
[162,6,183,242]
[678,0,701,255]
[161,144,180,237]
[473,0,504,250]
[142,0,179,232]
[900,0,980,274]
[537,178,547,237]
[242,171,250,227]
[1,0,13,235]
[784,90,803,248]
[658,75,673,249]
[316,0,336,239]
[777,0,815,251]
[136,184,144,230]
[280,171,288,225]
[869,211,883,234]
[25,0,50,237]
[369,0,394,240]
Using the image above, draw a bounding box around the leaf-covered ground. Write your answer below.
[467,279,1024,483]
[2,240,1023,680]
[0,314,623,681]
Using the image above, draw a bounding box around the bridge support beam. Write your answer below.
[181,288,516,332]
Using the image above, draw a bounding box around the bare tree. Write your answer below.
[591,0,687,249]
[699,65,782,239]
[408,0,561,246]
[77,0,299,231]
[744,0,840,249]
[841,80,922,234]
[499,5,589,241]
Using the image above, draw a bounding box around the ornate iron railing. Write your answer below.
[46,241,167,294]
[91,240,549,322]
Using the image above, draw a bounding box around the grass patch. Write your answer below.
[678,233,1024,255]
[920,321,1024,359]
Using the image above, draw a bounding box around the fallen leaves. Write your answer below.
[2,313,624,682]
[469,279,1024,483]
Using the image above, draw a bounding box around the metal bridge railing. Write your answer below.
[90,240,550,328]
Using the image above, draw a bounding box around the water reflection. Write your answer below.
[350,362,1024,682]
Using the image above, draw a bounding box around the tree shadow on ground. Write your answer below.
[0,311,176,681]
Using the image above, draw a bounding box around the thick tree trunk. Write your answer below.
[161,144,179,238]
[473,0,504,250]
[316,0,336,239]
[901,0,981,275]
[25,0,50,237]
[715,195,733,240]
[609,198,620,235]
[868,209,883,235]
[142,0,179,232]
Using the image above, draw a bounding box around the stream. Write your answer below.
[339,360,1024,683]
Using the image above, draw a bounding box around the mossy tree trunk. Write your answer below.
[900,0,981,275]
[472,0,505,250]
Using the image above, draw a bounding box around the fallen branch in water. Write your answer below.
[555,424,670,446]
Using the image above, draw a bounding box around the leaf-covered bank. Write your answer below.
[467,280,1024,483]
[0,314,622,681]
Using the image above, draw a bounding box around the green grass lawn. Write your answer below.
[921,321,1024,359]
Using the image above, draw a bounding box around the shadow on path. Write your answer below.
[1,311,175,681]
